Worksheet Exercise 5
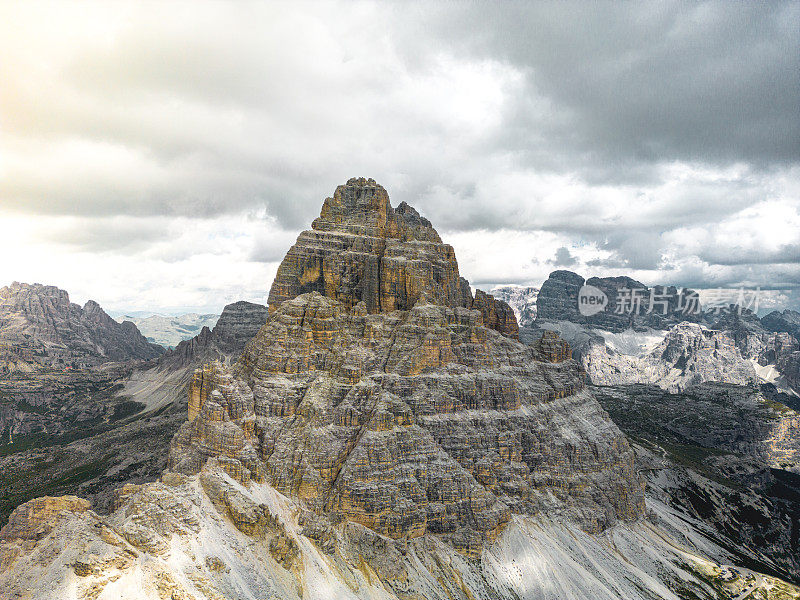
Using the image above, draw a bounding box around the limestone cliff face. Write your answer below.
[0,282,162,368]
[169,179,644,556]
[171,293,643,555]
[159,300,267,369]
[268,177,519,339]
[536,270,701,332]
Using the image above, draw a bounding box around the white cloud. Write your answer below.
[0,1,797,311]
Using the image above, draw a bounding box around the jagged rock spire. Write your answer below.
[268,177,519,338]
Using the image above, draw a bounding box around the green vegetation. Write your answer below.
[0,452,115,527]
[110,399,146,422]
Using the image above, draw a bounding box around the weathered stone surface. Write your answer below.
[167,181,643,554]
[762,309,800,338]
[171,289,643,552]
[1,471,796,600]
[532,330,572,363]
[5,180,797,597]
[0,282,162,370]
[552,321,758,392]
[200,469,266,536]
[268,531,299,569]
[536,270,701,332]
[161,299,267,370]
[110,481,200,556]
[778,350,800,391]
[470,288,519,338]
[531,271,800,394]
[0,495,90,541]
[267,177,518,338]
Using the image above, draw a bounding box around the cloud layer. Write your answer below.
[0,1,797,313]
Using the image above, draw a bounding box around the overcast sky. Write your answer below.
[1,1,798,314]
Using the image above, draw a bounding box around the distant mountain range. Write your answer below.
[0,282,162,371]
[521,270,800,395]
[0,293,267,528]
[489,284,539,326]
[113,313,220,349]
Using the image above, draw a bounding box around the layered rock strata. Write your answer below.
[161,300,267,369]
[4,461,790,600]
[268,177,518,339]
[169,179,644,556]
[0,282,162,368]
[536,270,701,332]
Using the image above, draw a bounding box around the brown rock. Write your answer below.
[266,177,518,338]
[167,179,644,557]
[0,496,90,542]
[533,330,572,363]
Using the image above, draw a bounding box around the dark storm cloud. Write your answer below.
[1,2,798,309]
[548,247,577,267]
[700,243,800,266]
[405,1,800,171]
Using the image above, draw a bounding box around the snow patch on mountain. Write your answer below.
[489,285,539,327]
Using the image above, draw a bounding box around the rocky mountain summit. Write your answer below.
[762,309,800,339]
[531,270,800,394]
[0,300,267,530]
[171,178,643,554]
[579,322,759,392]
[537,270,701,332]
[159,300,267,371]
[122,299,269,414]
[268,177,518,339]
[3,180,800,600]
[0,282,162,370]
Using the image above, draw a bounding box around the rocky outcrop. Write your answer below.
[0,282,162,368]
[549,321,758,392]
[4,180,800,600]
[469,288,519,338]
[532,271,800,394]
[762,309,800,338]
[159,300,267,369]
[778,350,800,391]
[709,310,799,393]
[114,312,220,348]
[169,179,643,557]
[171,292,642,551]
[532,330,572,363]
[5,461,792,600]
[0,496,90,542]
[536,270,700,332]
[489,285,538,327]
[267,177,518,339]
[0,300,264,530]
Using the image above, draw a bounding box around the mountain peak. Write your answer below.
[269,179,518,337]
[0,282,162,368]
